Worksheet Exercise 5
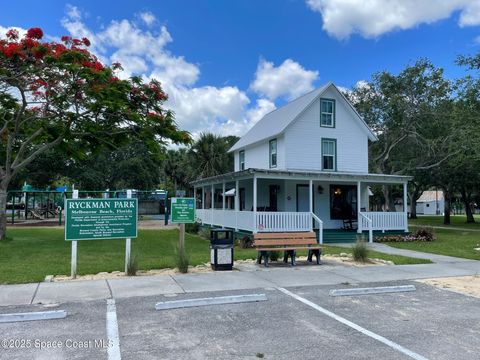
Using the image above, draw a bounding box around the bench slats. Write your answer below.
[254,238,317,246]
[254,232,316,240]
[256,246,321,251]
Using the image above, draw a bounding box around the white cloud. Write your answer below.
[0,25,27,40]
[139,12,157,26]
[306,0,480,39]
[250,58,319,100]
[60,9,282,138]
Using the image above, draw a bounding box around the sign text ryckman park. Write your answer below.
[65,199,138,241]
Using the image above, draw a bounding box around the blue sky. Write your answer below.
[1,0,480,137]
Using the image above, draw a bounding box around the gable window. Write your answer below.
[320,98,335,127]
[322,138,336,171]
[269,139,277,168]
[239,150,245,170]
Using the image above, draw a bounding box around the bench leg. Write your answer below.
[307,249,313,263]
[283,251,289,263]
[284,250,296,266]
[257,251,262,264]
[264,252,269,267]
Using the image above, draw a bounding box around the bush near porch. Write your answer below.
[375,227,436,242]
[0,228,430,284]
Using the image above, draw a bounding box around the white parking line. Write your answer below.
[106,299,121,360]
[277,287,429,360]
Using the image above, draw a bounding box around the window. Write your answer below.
[322,138,336,171]
[320,98,335,127]
[269,139,277,168]
[239,150,245,170]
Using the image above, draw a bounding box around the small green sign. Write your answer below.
[65,198,138,241]
[171,197,195,223]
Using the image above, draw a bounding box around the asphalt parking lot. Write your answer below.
[1,281,479,360]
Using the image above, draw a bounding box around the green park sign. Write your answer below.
[65,198,138,241]
[170,197,195,223]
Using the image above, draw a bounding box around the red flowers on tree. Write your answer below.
[26,27,43,39]
[0,27,191,240]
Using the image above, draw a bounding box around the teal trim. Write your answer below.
[321,138,337,171]
[320,98,336,128]
[269,138,277,168]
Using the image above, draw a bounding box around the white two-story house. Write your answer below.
[191,83,411,243]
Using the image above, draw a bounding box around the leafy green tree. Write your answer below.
[350,60,454,211]
[0,28,190,239]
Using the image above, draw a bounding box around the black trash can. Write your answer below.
[210,229,234,270]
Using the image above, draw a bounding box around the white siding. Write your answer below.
[234,135,286,171]
[284,87,368,173]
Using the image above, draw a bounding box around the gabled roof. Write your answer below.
[229,82,377,152]
[418,190,444,202]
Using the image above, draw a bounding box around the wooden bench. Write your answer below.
[253,232,322,267]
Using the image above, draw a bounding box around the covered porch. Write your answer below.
[192,169,411,243]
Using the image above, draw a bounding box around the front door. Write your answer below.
[269,185,278,211]
[296,185,310,212]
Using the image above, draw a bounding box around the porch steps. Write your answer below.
[318,230,409,244]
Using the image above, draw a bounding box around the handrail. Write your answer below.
[311,212,323,244]
[359,212,373,243]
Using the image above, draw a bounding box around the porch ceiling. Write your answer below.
[190,168,412,187]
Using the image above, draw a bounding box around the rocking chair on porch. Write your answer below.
[342,217,358,231]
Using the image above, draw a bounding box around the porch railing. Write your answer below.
[358,212,373,243]
[256,212,312,232]
[196,209,313,233]
[359,211,407,233]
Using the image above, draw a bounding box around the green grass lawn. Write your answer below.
[409,215,480,229]
[389,225,480,261]
[0,228,429,284]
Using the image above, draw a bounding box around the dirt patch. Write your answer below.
[418,276,480,298]
[51,253,390,282]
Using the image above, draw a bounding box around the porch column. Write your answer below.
[403,181,408,232]
[309,180,313,232]
[357,181,362,234]
[253,175,257,233]
[211,184,214,223]
[193,186,197,208]
[235,180,239,231]
[201,187,205,209]
[222,181,226,210]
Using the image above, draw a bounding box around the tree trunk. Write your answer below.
[443,189,451,225]
[409,194,418,219]
[383,186,395,212]
[460,188,475,223]
[0,187,7,241]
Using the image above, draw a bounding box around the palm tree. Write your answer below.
[189,133,238,179]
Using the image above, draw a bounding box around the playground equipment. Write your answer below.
[7,188,168,225]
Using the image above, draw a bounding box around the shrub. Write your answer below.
[269,250,281,261]
[126,255,138,276]
[239,235,254,249]
[185,222,200,234]
[413,227,435,241]
[352,237,368,263]
[374,228,435,243]
[175,245,189,273]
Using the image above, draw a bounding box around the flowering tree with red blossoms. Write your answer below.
[0,28,191,240]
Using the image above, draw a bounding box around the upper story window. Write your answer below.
[239,150,245,170]
[269,139,277,168]
[320,98,335,127]
[322,138,336,171]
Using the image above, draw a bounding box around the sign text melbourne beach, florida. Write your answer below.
[65,198,138,240]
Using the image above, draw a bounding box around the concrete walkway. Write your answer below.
[1,247,479,307]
